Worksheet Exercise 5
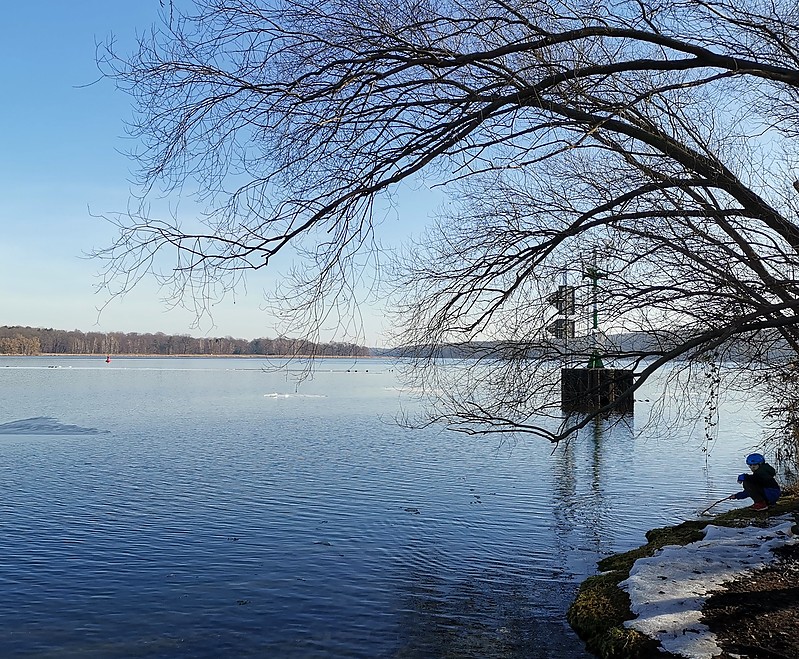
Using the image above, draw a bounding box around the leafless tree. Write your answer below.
[96,0,799,444]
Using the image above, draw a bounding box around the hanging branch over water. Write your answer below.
[95,0,799,442]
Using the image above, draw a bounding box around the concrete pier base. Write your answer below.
[561,368,634,413]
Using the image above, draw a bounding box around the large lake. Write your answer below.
[0,356,766,657]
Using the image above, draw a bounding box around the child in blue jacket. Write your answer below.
[729,453,781,511]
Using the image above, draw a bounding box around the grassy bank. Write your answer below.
[566,489,799,658]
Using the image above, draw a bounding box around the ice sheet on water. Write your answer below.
[0,416,107,435]
[264,392,327,398]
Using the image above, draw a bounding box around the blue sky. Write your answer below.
[0,2,430,346]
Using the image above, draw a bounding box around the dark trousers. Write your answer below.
[742,478,780,504]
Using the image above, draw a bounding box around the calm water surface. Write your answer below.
[0,356,765,657]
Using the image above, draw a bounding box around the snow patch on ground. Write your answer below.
[619,518,796,659]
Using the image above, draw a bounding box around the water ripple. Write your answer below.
[0,357,763,658]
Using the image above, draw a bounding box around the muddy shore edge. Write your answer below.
[567,488,799,658]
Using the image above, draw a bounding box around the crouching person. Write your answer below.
[729,453,781,511]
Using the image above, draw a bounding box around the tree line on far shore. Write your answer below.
[0,326,370,357]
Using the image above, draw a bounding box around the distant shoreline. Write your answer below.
[8,353,381,359]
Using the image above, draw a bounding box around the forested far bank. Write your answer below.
[0,326,371,357]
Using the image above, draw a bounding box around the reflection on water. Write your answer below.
[0,357,765,657]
